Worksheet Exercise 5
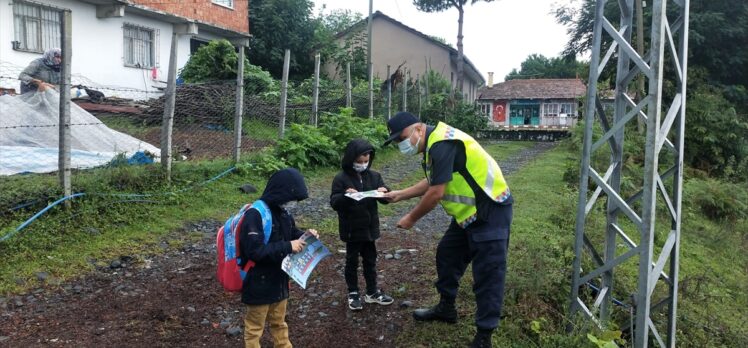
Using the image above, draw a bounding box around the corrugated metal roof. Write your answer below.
[478,79,586,100]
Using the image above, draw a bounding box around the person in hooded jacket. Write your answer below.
[330,139,394,311]
[239,168,319,348]
[19,48,62,94]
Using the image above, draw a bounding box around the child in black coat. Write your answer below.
[240,168,318,347]
[330,139,394,311]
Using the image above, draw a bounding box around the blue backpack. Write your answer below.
[216,200,272,292]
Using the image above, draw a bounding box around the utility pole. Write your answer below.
[636,0,646,133]
[569,1,690,347]
[312,53,320,126]
[367,0,373,72]
[59,10,72,204]
[279,49,290,137]
[367,0,374,118]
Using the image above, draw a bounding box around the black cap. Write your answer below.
[383,111,419,146]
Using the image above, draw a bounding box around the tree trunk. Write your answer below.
[456,5,465,97]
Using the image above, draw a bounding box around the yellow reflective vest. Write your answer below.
[423,122,510,227]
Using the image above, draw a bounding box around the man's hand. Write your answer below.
[306,229,319,239]
[377,187,388,192]
[291,239,306,253]
[396,214,416,230]
[345,188,358,193]
[383,190,404,203]
[383,179,429,203]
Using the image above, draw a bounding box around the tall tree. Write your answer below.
[554,0,747,104]
[505,54,587,81]
[313,9,366,79]
[554,0,748,179]
[413,0,496,95]
[249,0,316,79]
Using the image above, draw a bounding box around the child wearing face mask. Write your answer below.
[240,168,318,348]
[330,139,394,311]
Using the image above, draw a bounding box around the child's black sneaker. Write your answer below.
[348,292,363,311]
[364,289,394,305]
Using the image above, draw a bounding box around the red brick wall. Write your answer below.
[130,0,249,34]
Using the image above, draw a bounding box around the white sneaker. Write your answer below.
[364,290,394,305]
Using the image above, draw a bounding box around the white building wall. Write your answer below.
[0,0,226,97]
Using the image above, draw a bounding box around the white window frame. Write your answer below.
[543,103,560,118]
[479,102,493,119]
[560,102,574,116]
[212,0,234,9]
[12,1,63,53]
[123,23,158,69]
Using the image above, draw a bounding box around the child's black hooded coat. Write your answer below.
[330,139,388,243]
[239,168,307,305]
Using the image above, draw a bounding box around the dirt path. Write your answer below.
[0,141,555,348]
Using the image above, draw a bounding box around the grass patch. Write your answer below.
[394,142,748,347]
[0,160,261,295]
[0,146,402,296]
[97,114,158,138]
[395,143,584,347]
[243,118,279,141]
[483,140,537,161]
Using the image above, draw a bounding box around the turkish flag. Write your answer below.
[493,101,506,122]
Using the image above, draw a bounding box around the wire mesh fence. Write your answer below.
[0,56,401,215]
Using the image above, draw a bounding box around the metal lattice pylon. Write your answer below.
[569,0,689,347]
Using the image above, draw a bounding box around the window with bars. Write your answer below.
[212,0,234,8]
[12,1,62,53]
[123,24,156,68]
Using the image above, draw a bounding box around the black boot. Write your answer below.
[470,328,494,348]
[412,301,457,323]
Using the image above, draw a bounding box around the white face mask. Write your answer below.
[281,201,297,210]
[398,128,421,156]
[353,162,369,172]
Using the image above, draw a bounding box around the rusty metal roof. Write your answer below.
[478,79,586,100]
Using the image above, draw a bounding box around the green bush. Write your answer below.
[276,124,338,170]
[685,85,748,178]
[179,40,240,82]
[420,94,487,133]
[269,108,389,171]
[684,177,748,221]
[319,107,389,151]
[179,39,278,93]
[238,149,288,177]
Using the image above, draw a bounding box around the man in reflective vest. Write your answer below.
[383,112,512,348]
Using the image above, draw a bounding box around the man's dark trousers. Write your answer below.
[434,203,512,330]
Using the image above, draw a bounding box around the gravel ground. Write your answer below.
[0,141,555,347]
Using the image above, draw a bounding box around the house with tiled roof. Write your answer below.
[477,76,585,129]
[323,11,485,101]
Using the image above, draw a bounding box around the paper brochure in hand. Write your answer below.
[281,232,331,289]
[344,190,385,201]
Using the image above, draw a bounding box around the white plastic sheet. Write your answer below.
[0,90,159,175]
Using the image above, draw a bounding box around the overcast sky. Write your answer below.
[312,0,578,83]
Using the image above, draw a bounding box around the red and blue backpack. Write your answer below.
[216,200,272,292]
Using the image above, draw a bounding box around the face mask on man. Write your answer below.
[353,162,369,172]
[398,128,421,156]
[281,201,297,210]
